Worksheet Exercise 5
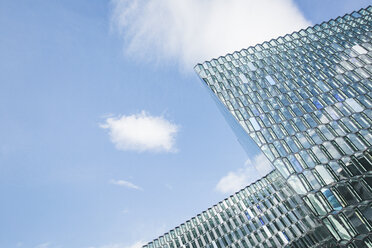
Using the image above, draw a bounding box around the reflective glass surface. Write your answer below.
[144,6,372,248]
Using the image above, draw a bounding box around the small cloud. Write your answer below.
[122,209,129,214]
[110,179,143,191]
[100,111,179,153]
[216,153,273,194]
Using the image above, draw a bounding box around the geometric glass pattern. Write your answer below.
[144,5,372,248]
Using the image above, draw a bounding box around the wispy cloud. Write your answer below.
[35,243,50,248]
[111,0,311,69]
[164,183,173,190]
[216,153,273,194]
[34,242,62,248]
[89,241,146,248]
[110,179,143,191]
[100,111,179,153]
[125,241,146,248]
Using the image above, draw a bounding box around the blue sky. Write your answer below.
[0,0,370,248]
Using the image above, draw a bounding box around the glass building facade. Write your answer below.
[144,5,372,248]
[143,170,331,248]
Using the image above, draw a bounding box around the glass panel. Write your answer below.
[328,215,351,240]
[352,44,368,54]
[239,74,249,84]
[345,98,364,112]
[323,218,341,241]
[321,188,342,211]
[303,170,321,190]
[266,75,277,85]
[288,175,307,194]
[307,194,327,215]
[249,117,261,131]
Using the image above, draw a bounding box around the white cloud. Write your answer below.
[254,152,274,176]
[110,179,143,190]
[111,0,311,69]
[216,153,273,194]
[100,111,179,153]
